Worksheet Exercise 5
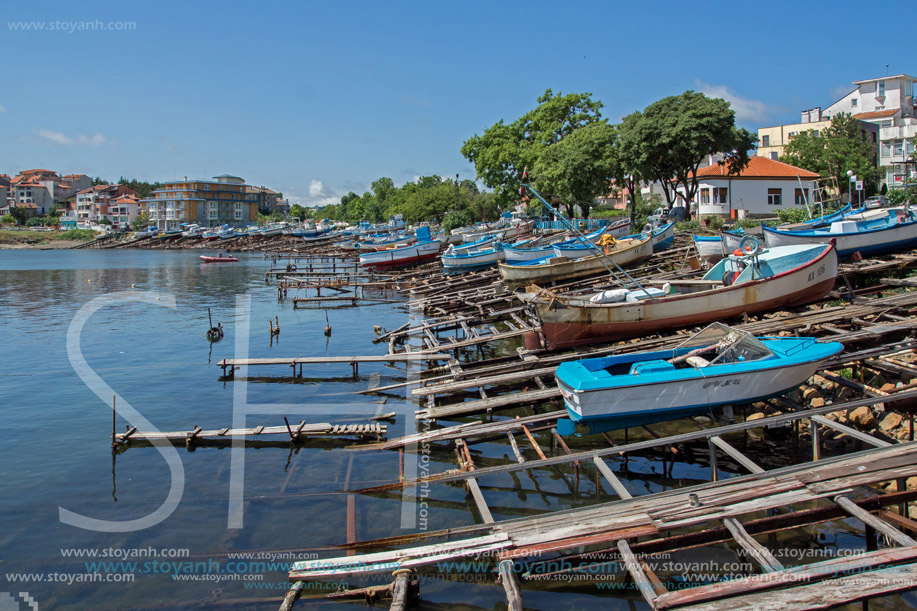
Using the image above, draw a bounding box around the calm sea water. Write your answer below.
[0,250,912,610]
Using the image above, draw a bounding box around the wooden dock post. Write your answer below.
[497,559,523,611]
[390,569,416,611]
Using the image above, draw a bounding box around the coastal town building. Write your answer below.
[0,174,9,210]
[75,184,140,229]
[758,74,916,189]
[757,112,880,167]
[680,157,820,218]
[8,169,92,215]
[140,174,259,231]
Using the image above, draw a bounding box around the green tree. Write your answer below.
[461,89,605,206]
[289,204,306,219]
[532,121,618,218]
[132,212,150,231]
[442,209,472,232]
[623,91,755,220]
[781,113,877,199]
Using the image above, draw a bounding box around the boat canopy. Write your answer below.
[674,323,774,365]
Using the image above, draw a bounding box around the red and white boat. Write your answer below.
[524,242,838,349]
[199,254,239,263]
[359,227,440,270]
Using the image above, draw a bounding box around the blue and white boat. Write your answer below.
[763,207,917,258]
[692,234,723,264]
[442,239,507,274]
[547,220,634,259]
[618,221,675,254]
[555,323,843,434]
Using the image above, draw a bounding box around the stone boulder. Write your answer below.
[847,406,876,429]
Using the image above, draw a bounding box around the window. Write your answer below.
[851,98,858,107]
[907,140,915,154]
[788,131,798,139]
[713,187,728,204]
[767,188,782,206]
[894,140,904,156]
[234,210,243,220]
[202,184,210,191]
[770,152,779,160]
[882,142,891,157]
[873,133,877,143]
[761,135,770,147]
[700,189,710,204]
[877,81,886,97]
[794,188,808,205]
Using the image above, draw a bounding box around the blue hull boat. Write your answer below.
[555,323,842,435]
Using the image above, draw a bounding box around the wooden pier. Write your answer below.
[217,353,451,378]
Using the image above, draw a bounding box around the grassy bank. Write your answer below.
[0,228,97,247]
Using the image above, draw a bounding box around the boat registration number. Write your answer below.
[807,264,826,283]
[704,378,741,389]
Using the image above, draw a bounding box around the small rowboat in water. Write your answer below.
[199,254,239,263]
[555,323,843,434]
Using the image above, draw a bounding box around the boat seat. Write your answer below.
[686,356,710,368]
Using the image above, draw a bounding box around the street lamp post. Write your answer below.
[846,170,856,206]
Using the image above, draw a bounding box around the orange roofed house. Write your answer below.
[140,175,259,231]
[679,157,820,218]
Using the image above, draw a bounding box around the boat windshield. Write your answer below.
[675,322,774,365]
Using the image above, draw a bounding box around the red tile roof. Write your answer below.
[854,109,899,119]
[20,169,57,175]
[695,157,820,179]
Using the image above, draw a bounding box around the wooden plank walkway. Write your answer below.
[115,421,386,445]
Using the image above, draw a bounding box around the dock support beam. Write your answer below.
[498,559,523,611]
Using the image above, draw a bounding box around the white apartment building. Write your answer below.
[823,74,917,189]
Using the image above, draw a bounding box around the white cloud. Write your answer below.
[695,81,775,123]
[308,179,324,198]
[0,105,5,112]
[77,133,106,146]
[37,129,72,145]
[36,129,106,146]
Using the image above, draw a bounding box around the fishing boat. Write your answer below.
[359,227,440,270]
[554,323,843,434]
[647,221,675,252]
[720,228,746,254]
[763,207,917,259]
[692,234,724,265]
[132,226,159,238]
[181,224,205,238]
[547,220,634,259]
[202,224,234,240]
[199,253,239,263]
[499,234,653,288]
[525,241,838,349]
[259,222,288,237]
[441,239,507,274]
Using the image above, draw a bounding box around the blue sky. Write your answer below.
[0,0,914,206]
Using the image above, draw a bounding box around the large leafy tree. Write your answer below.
[616,112,653,224]
[532,121,618,219]
[622,91,756,219]
[780,112,876,197]
[461,89,604,206]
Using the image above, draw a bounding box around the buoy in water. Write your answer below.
[324,311,332,337]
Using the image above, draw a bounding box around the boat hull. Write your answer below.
[763,214,917,258]
[499,236,653,288]
[559,354,834,422]
[535,245,838,348]
[359,241,441,269]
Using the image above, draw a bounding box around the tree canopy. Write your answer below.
[532,121,618,219]
[461,89,605,207]
[780,113,877,196]
[317,175,501,226]
[620,91,756,218]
